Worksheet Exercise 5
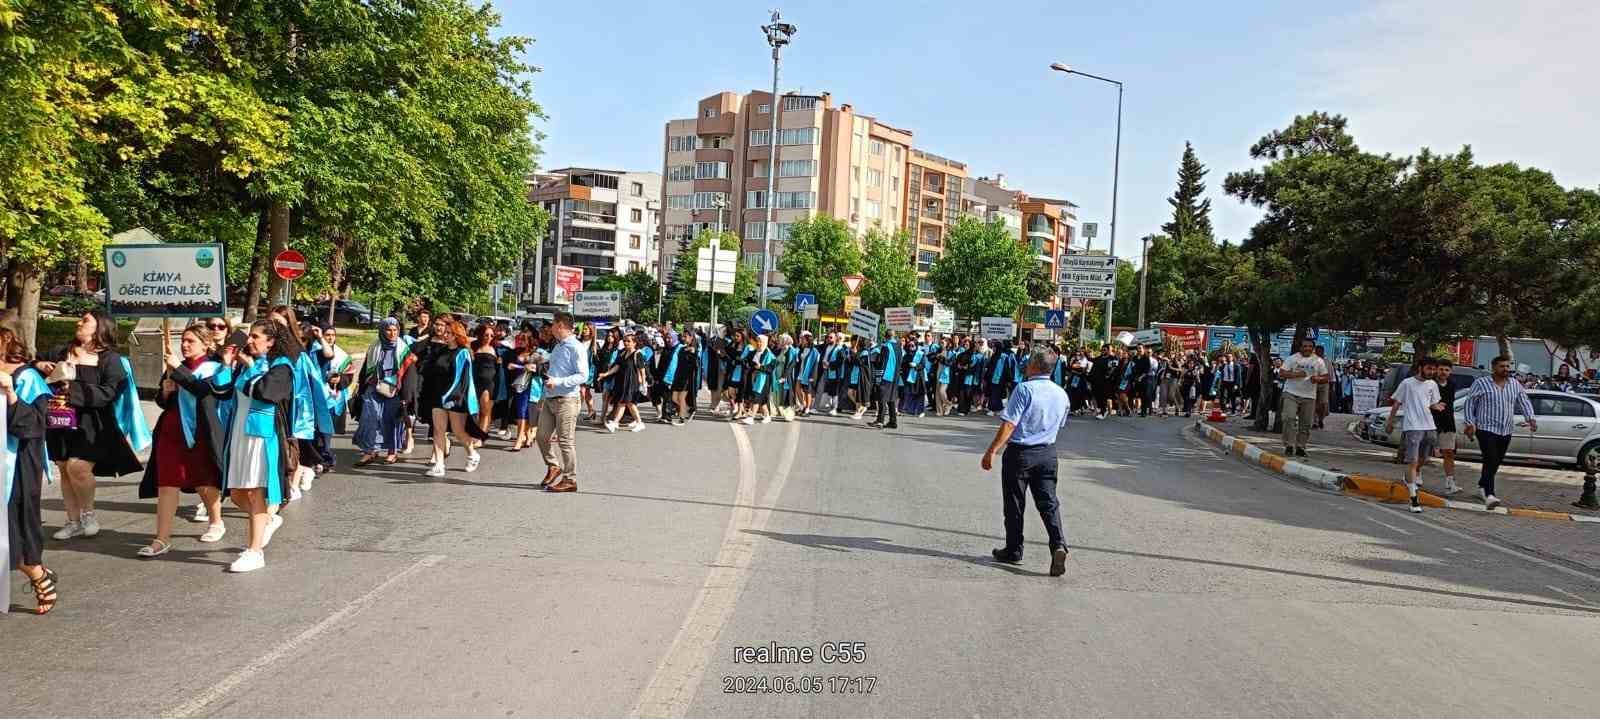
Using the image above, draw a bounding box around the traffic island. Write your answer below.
[1192,419,1600,524]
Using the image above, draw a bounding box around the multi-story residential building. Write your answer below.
[526,167,661,303]
[1017,195,1079,337]
[660,91,916,297]
[906,150,968,312]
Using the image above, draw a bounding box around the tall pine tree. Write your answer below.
[1162,142,1214,242]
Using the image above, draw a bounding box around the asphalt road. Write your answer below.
[5,405,1600,718]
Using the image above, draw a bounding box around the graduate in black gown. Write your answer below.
[4,327,57,614]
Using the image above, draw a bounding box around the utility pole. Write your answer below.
[1049,63,1122,342]
[1138,234,1151,329]
[759,10,796,309]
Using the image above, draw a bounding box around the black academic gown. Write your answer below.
[139,360,232,499]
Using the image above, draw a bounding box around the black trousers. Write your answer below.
[958,384,974,414]
[1001,443,1066,552]
[1476,430,1513,495]
[873,381,899,425]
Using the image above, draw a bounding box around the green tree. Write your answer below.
[776,216,862,315]
[1162,141,1214,240]
[666,231,756,325]
[589,269,662,320]
[1026,262,1055,304]
[1141,143,1231,324]
[927,218,1032,322]
[859,228,918,314]
[1112,259,1140,328]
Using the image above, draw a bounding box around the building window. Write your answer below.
[630,208,643,223]
[866,200,882,219]
[751,160,767,178]
[777,159,815,177]
[758,103,770,114]
[743,222,794,241]
[774,191,813,209]
[629,260,642,273]
[746,191,765,209]
[667,192,727,210]
[703,107,718,119]
[866,169,883,187]
[852,167,861,182]
[749,129,770,146]
[890,176,899,196]
[783,96,818,111]
[777,127,818,145]
[917,250,937,273]
[892,146,901,162]
[695,161,729,179]
[630,182,644,197]
[743,251,766,269]
[668,164,694,181]
[629,235,642,250]
[669,135,697,152]
[870,140,885,156]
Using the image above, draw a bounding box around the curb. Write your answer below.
[1191,421,1597,523]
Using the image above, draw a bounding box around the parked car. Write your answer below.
[298,299,378,327]
[1361,389,1600,471]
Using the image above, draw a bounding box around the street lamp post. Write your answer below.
[712,194,727,235]
[760,10,796,309]
[1050,62,1121,342]
[1138,234,1151,329]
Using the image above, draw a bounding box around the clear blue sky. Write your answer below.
[501,0,1598,264]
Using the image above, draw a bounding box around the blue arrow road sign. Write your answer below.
[794,293,816,312]
[751,309,780,335]
[1044,309,1066,329]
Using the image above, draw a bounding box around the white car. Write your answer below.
[1360,390,1600,471]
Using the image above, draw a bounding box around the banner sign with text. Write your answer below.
[1351,379,1380,414]
[104,243,226,317]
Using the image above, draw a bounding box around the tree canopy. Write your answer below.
[859,228,918,314]
[927,218,1033,322]
[776,216,862,315]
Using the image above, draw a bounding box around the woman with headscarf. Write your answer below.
[4,326,58,613]
[769,333,797,421]
[219,320,298,573]
[354,318,414,466]
[668,328,702,426]
[737,334,775,425]
[36,310,148,541]
[422,319,486,477]
[136,322,233,558]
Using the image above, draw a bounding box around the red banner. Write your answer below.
[552,265,584,304]
[1454,338,1475,368]
[1162,326,1208,351]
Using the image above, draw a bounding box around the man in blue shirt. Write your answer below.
[982,347,1071,576]
[539,312,591,493]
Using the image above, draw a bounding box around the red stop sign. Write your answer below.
[273,249,307,280]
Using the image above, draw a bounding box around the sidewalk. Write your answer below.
[1209,412,1598,518]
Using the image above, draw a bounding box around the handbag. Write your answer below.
[47,394,79,430]
[374,380,397,398]
[511,370,533,394]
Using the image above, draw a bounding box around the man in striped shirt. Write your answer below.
[1461,355,1538,510]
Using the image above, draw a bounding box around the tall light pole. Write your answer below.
[712,194,727,235]
[1137,234,1151,329]
[760,10,796,309]
[1050,62,1121,342]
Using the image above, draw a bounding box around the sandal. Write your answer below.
[199,523,227,543]
[383,454,399,465]
[30,568,58,615]
[354,454,377,467]
[137,539,171,558]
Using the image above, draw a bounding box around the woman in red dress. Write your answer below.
[136,323,232,557]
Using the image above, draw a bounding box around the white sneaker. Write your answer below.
[53,520,84,541]
[1443,478,1461,495]
[628,422,644,433]
[262,514,284,547]
[741,417,755,425]
[918,412,926,418]
[425,462,446,478]
[289,486,303,502]
[829,409,838,416]
[229,549,265,573]
[80,511,100,537]
[190,503,209,523]
[1485,494,1503,510]
[300,472,315,492]
[761,415,772,424]
[497,427,513,440]
[465,453,482,472]
[605,421,618,433]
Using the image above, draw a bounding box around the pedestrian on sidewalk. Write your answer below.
[1313,345,1331,429]
[1280,339,1328,457]
[1461,355,1537,510]
[1387,358,1444,513]
[981,346,1071,577]
[1431,356,1462,495]
[538,313,589,492]
[1218,353,1240,414]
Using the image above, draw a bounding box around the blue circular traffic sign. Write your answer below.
[750,309,780,335]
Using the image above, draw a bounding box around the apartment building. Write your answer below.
[905,150,969,311]
[1017,195,1079,336]
[526,168,661,303]
[659,91,916,295]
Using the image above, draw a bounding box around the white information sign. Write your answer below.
[980,316,1015,340]
[1132,328,1163,346]
[695,247,738,294]
[104,243,227,317]
[931,305,956,334]
[1058,253,1117,270]
[573,291,622,317]
[848,308,880,339]
[1061,285,1115,300]
[884,306,915,332]
[1351,378,1381,414]
[1057,269,1115,286]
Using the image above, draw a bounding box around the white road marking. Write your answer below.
[1363,515,1413,536]
[1378,504,1600,587]
[161,553,445,719]
[628,421,801,719]
[1442,547,1461,554]
[1546,585,1594,605]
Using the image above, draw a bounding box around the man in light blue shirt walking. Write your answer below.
[539,312,590,492]
[982,347,1071,577]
